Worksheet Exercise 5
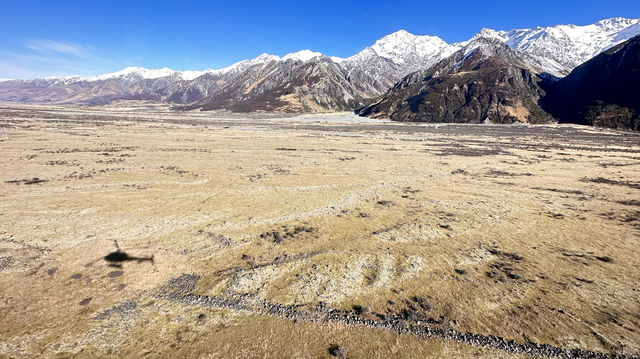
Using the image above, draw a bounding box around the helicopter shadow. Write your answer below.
[104,240,154,268]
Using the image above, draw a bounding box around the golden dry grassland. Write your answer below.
[0,106,638,358]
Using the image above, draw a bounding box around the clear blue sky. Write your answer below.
[1,0,639,79]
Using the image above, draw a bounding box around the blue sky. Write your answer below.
[1,0,639,79]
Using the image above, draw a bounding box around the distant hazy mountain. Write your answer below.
[542,35,640,130]
[0,67,195,105]
[0,17,638,112]
[358,37,552,124]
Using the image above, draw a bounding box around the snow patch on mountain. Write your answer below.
[178,70,215,81]
[282,50,323,62]
[614,22,640,42]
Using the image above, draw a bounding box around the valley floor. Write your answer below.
[0,106,639,358]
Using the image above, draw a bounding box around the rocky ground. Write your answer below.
[0,105,639,358]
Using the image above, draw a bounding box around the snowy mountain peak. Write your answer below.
[252,53,281,62]
[368,30,449,65]
[372,30,446,51]
[378,29,413,40]
[472,28,509,42]
[238,53,281,67]
[282,50,323,62]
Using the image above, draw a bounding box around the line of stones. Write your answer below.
[158,275,626,359]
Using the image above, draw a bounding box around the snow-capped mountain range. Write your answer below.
[472,17,640,76]
[1,17,638,112]
[359,31,640,130]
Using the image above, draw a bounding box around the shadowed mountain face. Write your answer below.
[542,36,640,131]
[358,39,553,124]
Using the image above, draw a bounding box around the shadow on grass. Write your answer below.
[104,240,154,268]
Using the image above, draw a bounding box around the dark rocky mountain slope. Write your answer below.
[542,35,640,131]
[358,38,553,124]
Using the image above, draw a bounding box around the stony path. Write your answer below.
[155,274,629,359]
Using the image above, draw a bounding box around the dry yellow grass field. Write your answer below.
[0,106,638,358]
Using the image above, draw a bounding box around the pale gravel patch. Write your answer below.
[457,247,497,266]
[209,252,425,306]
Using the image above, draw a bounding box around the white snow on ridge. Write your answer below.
[504,18,640,55]
[470,28,510,43]
[81,67,176,81]
[480,17,640,75]
[249,53,282,63]
[76,66,231,82]
[204,53,281,76]
[178,69,215,81]
[282,50,323,62]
